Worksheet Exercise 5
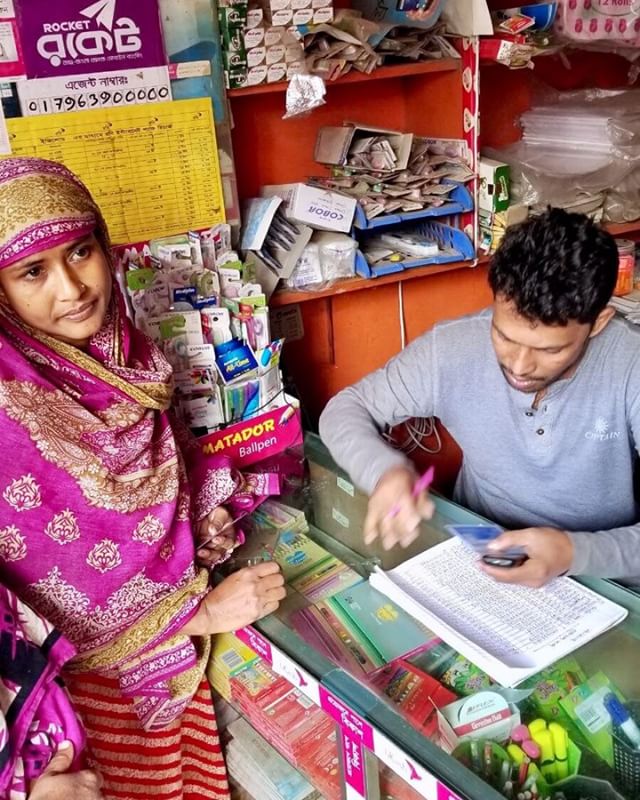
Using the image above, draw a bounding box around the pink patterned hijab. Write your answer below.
[0,158,273,730]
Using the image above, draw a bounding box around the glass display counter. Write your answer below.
[232,434,640,800]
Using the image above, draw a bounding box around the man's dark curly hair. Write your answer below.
[488,208,619,325]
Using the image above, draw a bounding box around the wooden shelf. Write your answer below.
[227,58,461,98]
[271,255,488,307]
[604,220,640,237]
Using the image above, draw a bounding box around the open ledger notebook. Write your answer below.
[369,538,628,688]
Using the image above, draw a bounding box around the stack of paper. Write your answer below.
[226,718,320,800]
[369,538,628,688]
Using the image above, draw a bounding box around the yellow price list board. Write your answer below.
[5,98,225,245]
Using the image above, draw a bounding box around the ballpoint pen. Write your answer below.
[387,465,435,519]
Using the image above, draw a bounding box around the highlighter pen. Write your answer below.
[531,730,556,784]
[387,465,435,519]
[604,692,640,750]
[528,719,547,737]
[548,723,569,780]
[521,740,541,761]
[507,744,526,765]
[511,725,531,744]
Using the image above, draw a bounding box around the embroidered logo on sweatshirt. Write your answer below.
[585,417,620,442]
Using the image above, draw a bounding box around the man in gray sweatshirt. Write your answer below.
[319,208,640,588]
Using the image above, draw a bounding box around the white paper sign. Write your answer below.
[18,66,171,117]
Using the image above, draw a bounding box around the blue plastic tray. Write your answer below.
[353,181,473,230]
[354,219,475,279]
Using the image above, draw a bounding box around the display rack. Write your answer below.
[227,435,640,800]
[234,623,467,800]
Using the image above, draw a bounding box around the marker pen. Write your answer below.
[531,730,555,784]
[548,722,569,780]
[604,692,640,749]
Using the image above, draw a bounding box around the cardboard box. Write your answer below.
[265,26,286,46]
[246,7,264,27]
[261,182,357,233]
[247,46,266,67]
[266,44,286,64]
[267,63,287,83]
[313,7,334,21]
[479,156,510,213]
[293,8,313,23]
[244,26,265,48]
[315,123,414,171]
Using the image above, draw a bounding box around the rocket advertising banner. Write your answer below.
[15,0,166,79]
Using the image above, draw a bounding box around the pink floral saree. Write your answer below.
[0,157,276,732]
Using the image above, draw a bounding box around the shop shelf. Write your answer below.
[353,182,474,230]
[354,219,475,278]
[270,254,489,307]
[604,220,640,237]
[226,58,461,98]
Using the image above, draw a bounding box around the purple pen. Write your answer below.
[387,465,435,519]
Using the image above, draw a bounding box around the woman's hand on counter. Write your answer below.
[182,562,286,636]
[480,527,574,588]
[364,465,435,551]
[29,742,104,800]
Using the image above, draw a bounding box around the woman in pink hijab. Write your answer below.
[0,157,286,800]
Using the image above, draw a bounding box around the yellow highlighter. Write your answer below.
[549,722,569,781]
[506,744,526,765]
[528,719,547,736]
[531,729,556,784]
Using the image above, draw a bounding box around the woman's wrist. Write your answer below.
[180,593,222,636]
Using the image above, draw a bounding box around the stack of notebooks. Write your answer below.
[230,658,341,800]
[291,580,438,675]
[226,718,320,800]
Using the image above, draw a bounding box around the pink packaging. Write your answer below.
[555,0,640,46]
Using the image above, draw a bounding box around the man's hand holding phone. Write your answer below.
[448,523,574,588]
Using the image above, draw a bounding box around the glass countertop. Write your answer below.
[249,434,640,800]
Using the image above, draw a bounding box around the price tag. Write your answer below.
[235,626,273,665]
[18,66,171,117]
[271,649,320,703]
[341,731,366,797]
[319,687,374,748]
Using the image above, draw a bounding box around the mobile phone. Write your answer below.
[480,553,528,569]
[446,524,528,569]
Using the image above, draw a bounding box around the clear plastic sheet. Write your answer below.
[485,87,640,222]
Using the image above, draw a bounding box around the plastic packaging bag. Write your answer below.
[555,0,640,48]
[485,86,640,222]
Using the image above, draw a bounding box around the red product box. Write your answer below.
[372,658,457,737]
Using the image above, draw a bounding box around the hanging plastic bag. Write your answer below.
[555,0,640,48]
